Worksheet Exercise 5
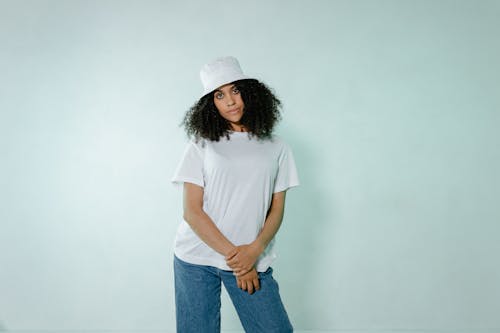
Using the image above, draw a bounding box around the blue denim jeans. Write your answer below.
[174,255,293,333]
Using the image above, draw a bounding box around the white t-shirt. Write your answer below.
[171,131,299,272]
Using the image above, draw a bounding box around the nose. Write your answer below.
[226,94,235,106]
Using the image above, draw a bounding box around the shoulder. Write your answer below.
[258,135,295,161]
[183,138,208,157]
[189,137,208,148]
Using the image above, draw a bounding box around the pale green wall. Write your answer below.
[1,0,499,332]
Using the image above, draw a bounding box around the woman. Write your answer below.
[172,56,299,332]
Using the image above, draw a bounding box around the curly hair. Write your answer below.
[181,79,282,142]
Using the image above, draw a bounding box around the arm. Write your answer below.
[184,182,260,294]
[183,182,236,256]
[226,190,287,275]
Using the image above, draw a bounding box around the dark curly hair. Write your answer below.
[181,79,282,142]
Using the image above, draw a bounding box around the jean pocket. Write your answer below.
[258,266,273,277]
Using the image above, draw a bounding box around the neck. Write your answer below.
[231,124,247,132]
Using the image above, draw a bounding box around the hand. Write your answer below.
[225,243,262,277]
[236,268,260,294]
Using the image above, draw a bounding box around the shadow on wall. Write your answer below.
[277,124,334,328]
[0,320,7,332]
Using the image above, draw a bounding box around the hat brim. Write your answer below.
[201,74,251,98]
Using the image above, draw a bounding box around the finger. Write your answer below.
[226,257,239,266]
[235,269,246,277]
[254,278,260,291]
[228,261,240,270]
[247,282,254,295]
[225,249,237,260]
[237,279,242,289]
[228,264,239,271]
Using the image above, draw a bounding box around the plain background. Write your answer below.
[1,0,499,332]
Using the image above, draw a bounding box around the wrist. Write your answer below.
[223,244,237,257]
[251,239,266,255]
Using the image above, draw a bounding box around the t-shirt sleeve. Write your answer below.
[273,143,300,193]
[171,141,205,188]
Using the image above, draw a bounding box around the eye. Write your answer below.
[214,92,224,99]
[232,87,240,94]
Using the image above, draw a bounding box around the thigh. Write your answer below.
[174,256,222,333]
[221,268,293,333]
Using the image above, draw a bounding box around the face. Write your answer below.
[213,83,245,131]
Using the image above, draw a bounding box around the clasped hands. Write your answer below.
[225,242,264,295]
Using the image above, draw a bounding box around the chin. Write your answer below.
[225,115,243,123]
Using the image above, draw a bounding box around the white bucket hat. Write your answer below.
[199,56,251,97]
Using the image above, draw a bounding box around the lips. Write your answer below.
[227,108,240,114]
